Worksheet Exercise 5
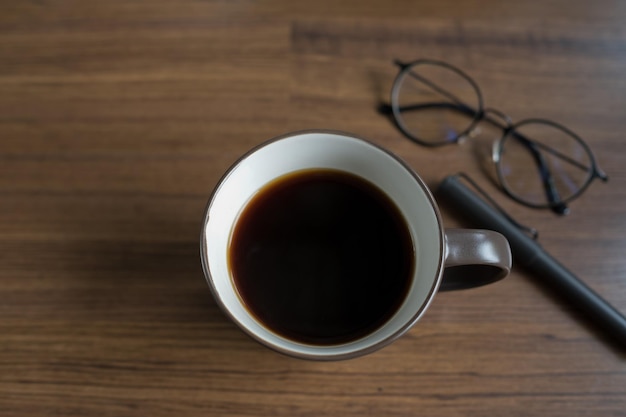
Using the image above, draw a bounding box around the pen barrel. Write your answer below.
[529,249,626,346]
[437,175,626,348]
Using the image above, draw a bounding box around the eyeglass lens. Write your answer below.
[497,121,594,208]
[392,61,481,146]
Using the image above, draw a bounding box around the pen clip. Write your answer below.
[453,173,539,240]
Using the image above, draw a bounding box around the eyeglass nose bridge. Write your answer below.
[483,108,514,129]
[491,140,502,165]
[477,108,513,164]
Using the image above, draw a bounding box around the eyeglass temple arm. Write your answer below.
[381,102,476,116]
[505,129,569,215]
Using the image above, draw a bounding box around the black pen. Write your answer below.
[437,174,626,349]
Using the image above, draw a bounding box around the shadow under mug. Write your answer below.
[200,130,511,360]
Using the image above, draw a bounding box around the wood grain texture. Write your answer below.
[1,1,625,416]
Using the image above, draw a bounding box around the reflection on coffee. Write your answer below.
[229,169,414,345]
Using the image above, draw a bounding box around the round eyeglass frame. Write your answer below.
[390,59,484,147]
[494,118,606,210]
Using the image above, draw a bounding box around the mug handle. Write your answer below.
[439,229,512,291]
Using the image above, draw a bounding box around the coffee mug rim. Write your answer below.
[200,129,445,360]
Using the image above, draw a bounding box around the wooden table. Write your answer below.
[2,1,625,415]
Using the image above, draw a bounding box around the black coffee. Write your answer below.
[229,169,414,345]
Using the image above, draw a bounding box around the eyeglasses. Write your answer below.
[382,58,608,215]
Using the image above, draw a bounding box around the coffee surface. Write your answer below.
[229,169,414,345]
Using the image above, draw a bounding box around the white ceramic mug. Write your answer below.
[200,130,511,360]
